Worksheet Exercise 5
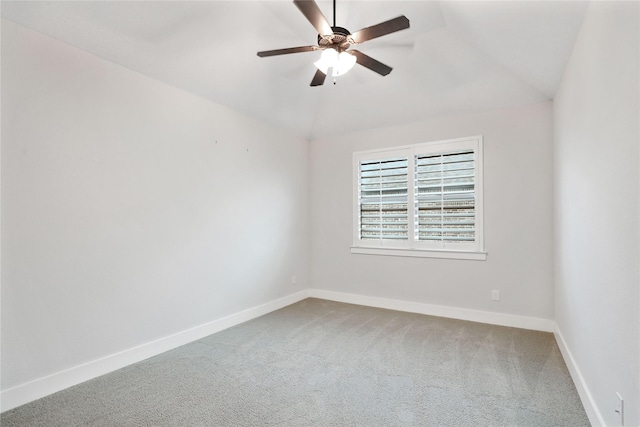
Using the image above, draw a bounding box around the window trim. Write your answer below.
[351,135,486,260]
[350,247,487,261]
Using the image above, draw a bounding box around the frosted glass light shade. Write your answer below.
[314,48,338,74]
[335,51,356,76]
[314,48,357,77]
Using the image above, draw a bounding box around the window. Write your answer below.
[352,136,486,260]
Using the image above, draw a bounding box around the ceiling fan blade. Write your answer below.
[349,50,392,76]
[310,69,327,86]
[257,45,320,57]
[294,0,333,36]
[350,16,410,44]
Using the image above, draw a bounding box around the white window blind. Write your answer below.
[359,158,409,240]
[414,151,475,243]
[353,136,484,259]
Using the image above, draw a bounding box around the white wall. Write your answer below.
[310,102,554,322]
[553,2,639,426]
[1,19,308,396]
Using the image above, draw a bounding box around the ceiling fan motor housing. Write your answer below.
[318,26,352,51]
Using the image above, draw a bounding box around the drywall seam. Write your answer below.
[0,290,310,412]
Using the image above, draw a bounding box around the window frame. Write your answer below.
[351,136,486,261]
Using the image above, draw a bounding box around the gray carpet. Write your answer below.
[2,298,590,426]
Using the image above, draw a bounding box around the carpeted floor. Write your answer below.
[2,298,590,426]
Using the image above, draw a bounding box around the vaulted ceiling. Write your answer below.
[1,1,589,140]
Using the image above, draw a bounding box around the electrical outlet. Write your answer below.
[492,290,500,301]
[291,275,297,286]
[615,392,624,425]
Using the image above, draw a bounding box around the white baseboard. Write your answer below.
[3,289,584,417]
[553,325,605,427]
[0,290,310,413]
[308,289,555,332]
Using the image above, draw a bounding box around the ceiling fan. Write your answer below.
[257,0,410,86]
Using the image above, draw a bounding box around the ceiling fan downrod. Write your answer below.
[333,0,336,28]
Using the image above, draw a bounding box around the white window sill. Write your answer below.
[350,247,487,261]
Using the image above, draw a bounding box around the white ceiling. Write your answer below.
[1,1,589,140]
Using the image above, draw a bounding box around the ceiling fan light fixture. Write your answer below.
[314,48,356,77]
[336,51,356,76]
[314,48,337,74]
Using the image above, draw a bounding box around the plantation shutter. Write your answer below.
[359,158,409,240]
[414,151,475,243]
